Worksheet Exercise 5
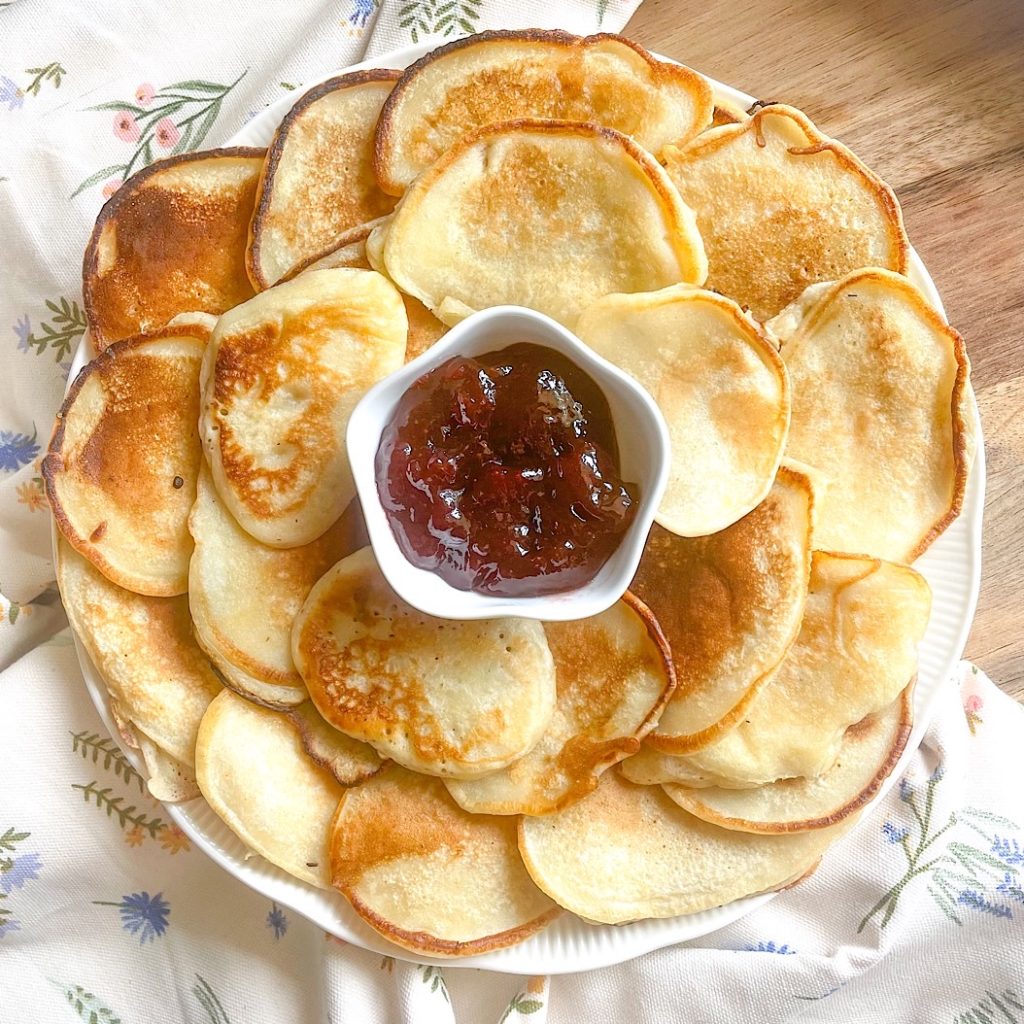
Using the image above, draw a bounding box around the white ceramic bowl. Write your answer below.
[347,304,670,621]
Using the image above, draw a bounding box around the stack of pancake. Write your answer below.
[45,29,972,956]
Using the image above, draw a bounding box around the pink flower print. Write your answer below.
[964,692,984,735]
[135,83,156,106]
[101,179,120,199]
[113,111,140,142]
[154,117,180,150]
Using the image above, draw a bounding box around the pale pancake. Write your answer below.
[292,547,557,778]
[663,685,913,832]
[518,771,851,924]
[445,594,674,816]
[577,285,790,536]
[247,71,400,289]
[200,269,406,547]
[330,766,560,956]
[287,700,384,786]
[134,732,200,802]
[187,464,366,704]
[370,119,707,329]
[289,219,448,362]
[57,539,221,796]
[374,30,713,194]
[195,690,344,887]
[626,464,814,754]
[83,148,263,348]
[44,323,208,596]
[770,269,970,561]
[663,104,909,320]
[649,552,931,788]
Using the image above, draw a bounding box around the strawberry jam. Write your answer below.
[376,342,638,596]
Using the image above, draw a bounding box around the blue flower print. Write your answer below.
[992,837,1024,867]
[0,917,21,938]
[95,891,170,944]
[0,427,40,473]
[957,889,1012,919]
[267,901,288,939]
[997,873,1024,906]
[349,0,376,27]
[898,778,913,802]
[745,940,796,954]
[882,821,909,844]
[0,853,43,893]
[13,316,31,353]
[0,76,25,112]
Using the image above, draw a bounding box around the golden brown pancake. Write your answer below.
[83,148,263,348]
[375,30,713,195]
[663,104,909,320]
[287,700,384,786]
[330,765,560,956]
[44,322,208,596]
[247,71,400,289]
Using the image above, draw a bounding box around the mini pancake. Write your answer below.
[576,285,790,537]
[195,690,344,887]
[287,700,384,786]
[247,71,400,289]
[330,766,560,956]
[187,465,367,707]
[626,464,814,754]
[200,269,406,548]
[654,552,930,788]
[44,322,208,596]
[662,104,909,320]
[57,539,221,798]
[374,30,713,195]
[518,771,851,924]
[83,148,264,348]
[445,594,674,816]
[663,685,914,832]
[288,219,447,362]
[769,269,970,562]
[292,547,557,778]
[369,119,707,328]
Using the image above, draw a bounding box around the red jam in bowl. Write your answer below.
[375,342,638,597]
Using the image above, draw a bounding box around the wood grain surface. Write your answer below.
[625,0,1024,700]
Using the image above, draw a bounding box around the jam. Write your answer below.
[376,342,638,596]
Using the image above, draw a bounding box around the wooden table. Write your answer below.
[625,0,1024,700]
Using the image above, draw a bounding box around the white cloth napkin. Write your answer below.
[3,3,1023,1021]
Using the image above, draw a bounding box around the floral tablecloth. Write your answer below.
[2,2,1022,1021]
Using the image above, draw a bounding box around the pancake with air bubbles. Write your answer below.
[577,284,790,537]
[83,148,263,348]
[247,71,400,289]
[374,30,713,195]
[200,269,406,548]
[187,464,366,709]
[44,322,208,596]
[626,464,814,755]
[57,538,221,800]
[518,771,851,924]
[330,766,560,956]
[196,690,344,887]
[662,104,909,320]
[663,685,913,833]
[369,119,707,328]
[769,268,970,562]
[292,547,557,778]
[445,594,674,816]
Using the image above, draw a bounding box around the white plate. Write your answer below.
[61,41,985,974]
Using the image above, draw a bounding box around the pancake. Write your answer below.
[287,701,384,786]
[663,685,913,832]
[289,219,447,362]
[518,771,851,924]
[199,269,406,547]
[369,119,707,328]
[247,71,400,289]
[57,539,221,799]
[445,594,675,816]
[44,322,208,596]
[374,30,713,195]
[649,552,931,789]
[330,766,560,955]
[292,547,557,778]
[769,269,970,561]
[626,464,814,754]
[662,104,909,320]
[195,690,344,887]
[187,464,366,707]
[576,285,790,536]
[83,148,263,348]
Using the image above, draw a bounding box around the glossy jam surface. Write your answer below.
[376,342,638,596]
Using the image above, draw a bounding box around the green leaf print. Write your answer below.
[398,0,481,42]
[23,62,67,97]
[193,975,233,1024]
[71,731,146,793]
[953,986,1024,1024]
[0,828,30,853]
[71,782,165,837]
[499,993,546,1022]
[417,965,450,1003]
[49,980,122,1024]
[22,296,87,362]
